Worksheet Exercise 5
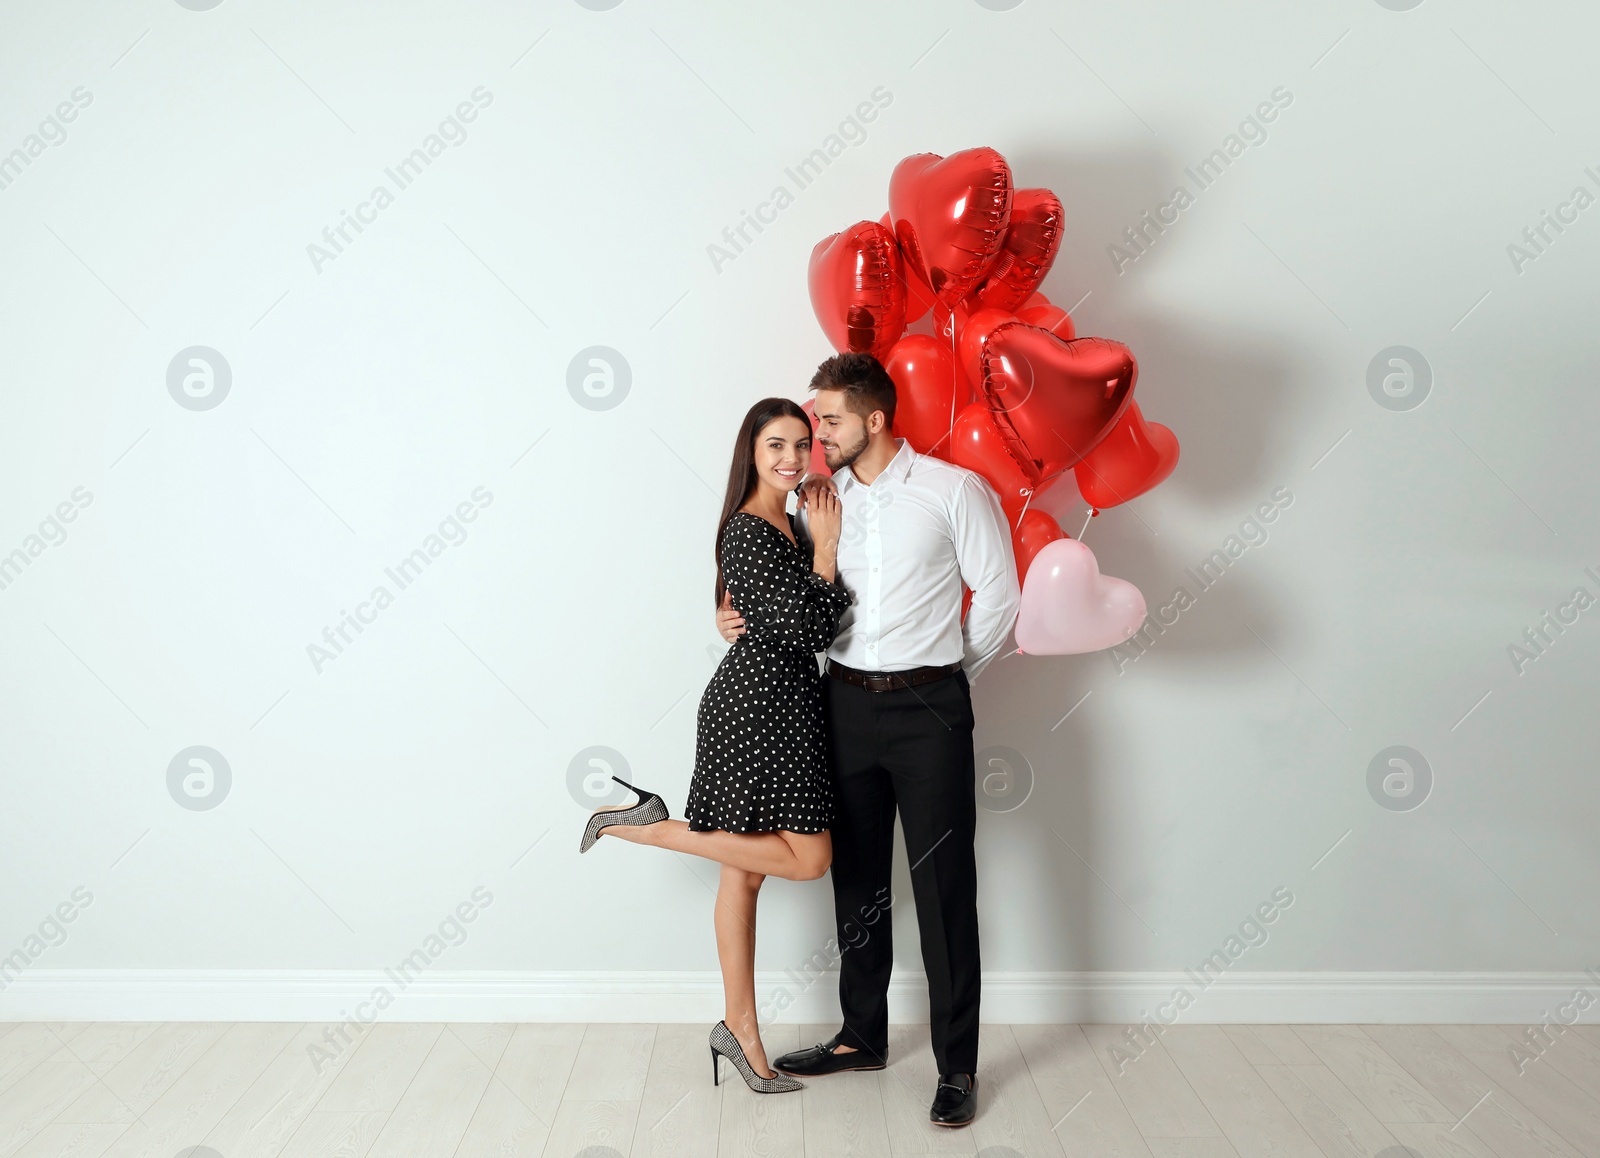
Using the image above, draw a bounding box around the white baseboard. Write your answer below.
[3,969,1596,1025]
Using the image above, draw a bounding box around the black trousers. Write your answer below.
[822,667,980,1075]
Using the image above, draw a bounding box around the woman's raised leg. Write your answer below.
[603,819,831,882]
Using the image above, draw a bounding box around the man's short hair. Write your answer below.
[808,351,896,430]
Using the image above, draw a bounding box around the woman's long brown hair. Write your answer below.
[714,396,813,607]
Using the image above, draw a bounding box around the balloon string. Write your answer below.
[1077,507,1095,541]
[948,306,958,433]
[1015,487,1034,531]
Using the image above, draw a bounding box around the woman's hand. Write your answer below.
[716,591,746,643]
[796,473,837,510]
[808,487,842,581]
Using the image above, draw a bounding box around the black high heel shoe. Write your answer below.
[578,776,670,853]
[710,1021,803,1094]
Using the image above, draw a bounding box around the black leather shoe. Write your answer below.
[772,1034,886,1076]
[930,1072,977,1126]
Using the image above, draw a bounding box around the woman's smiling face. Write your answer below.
[752,414,812,494]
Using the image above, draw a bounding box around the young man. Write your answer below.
[715,351,1021,1126]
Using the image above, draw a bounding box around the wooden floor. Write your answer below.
[1,1020,1598,1157]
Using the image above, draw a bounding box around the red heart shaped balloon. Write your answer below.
[931,298,978,405]
[956,307,1017,401]
[968,188,1064,313]
[980,324,1137,473]
[1013,508,1066,585]
[885,334,957,456]
[1016,302,1075,341]
[1073,400,1179,508]
[888,148,1013,308]
[950,402,1037,525]
[879,211,938,325]
[808,220,906,362]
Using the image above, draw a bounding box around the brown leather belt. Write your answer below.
[826,658,962,692]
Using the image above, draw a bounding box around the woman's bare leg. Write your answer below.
[715,865,775,1076]
[707,864,856,1066]
[603,819,830,881]
[593,812,829,1069]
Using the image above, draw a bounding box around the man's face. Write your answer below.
[812,389,872,471]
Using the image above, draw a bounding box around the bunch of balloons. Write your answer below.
[806,147,1179,655]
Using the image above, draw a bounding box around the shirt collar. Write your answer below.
[836,437,914,495]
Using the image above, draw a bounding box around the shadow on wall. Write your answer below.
[951,145,1307,976]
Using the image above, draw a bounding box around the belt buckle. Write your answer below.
[864,672,894,692]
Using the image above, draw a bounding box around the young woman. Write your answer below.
[579,396,851,1094]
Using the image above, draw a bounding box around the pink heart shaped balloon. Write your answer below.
[1015,538,1146,655]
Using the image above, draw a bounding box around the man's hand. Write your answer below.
[796,472,837,510]
[716,590,746,643]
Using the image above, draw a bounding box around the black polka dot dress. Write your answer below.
[685,511,854,834]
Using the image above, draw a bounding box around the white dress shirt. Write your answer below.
[795,437,1021,684]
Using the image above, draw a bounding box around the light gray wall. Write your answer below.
[1,0,1595,996]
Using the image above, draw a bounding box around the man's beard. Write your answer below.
[824,428,869,471]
